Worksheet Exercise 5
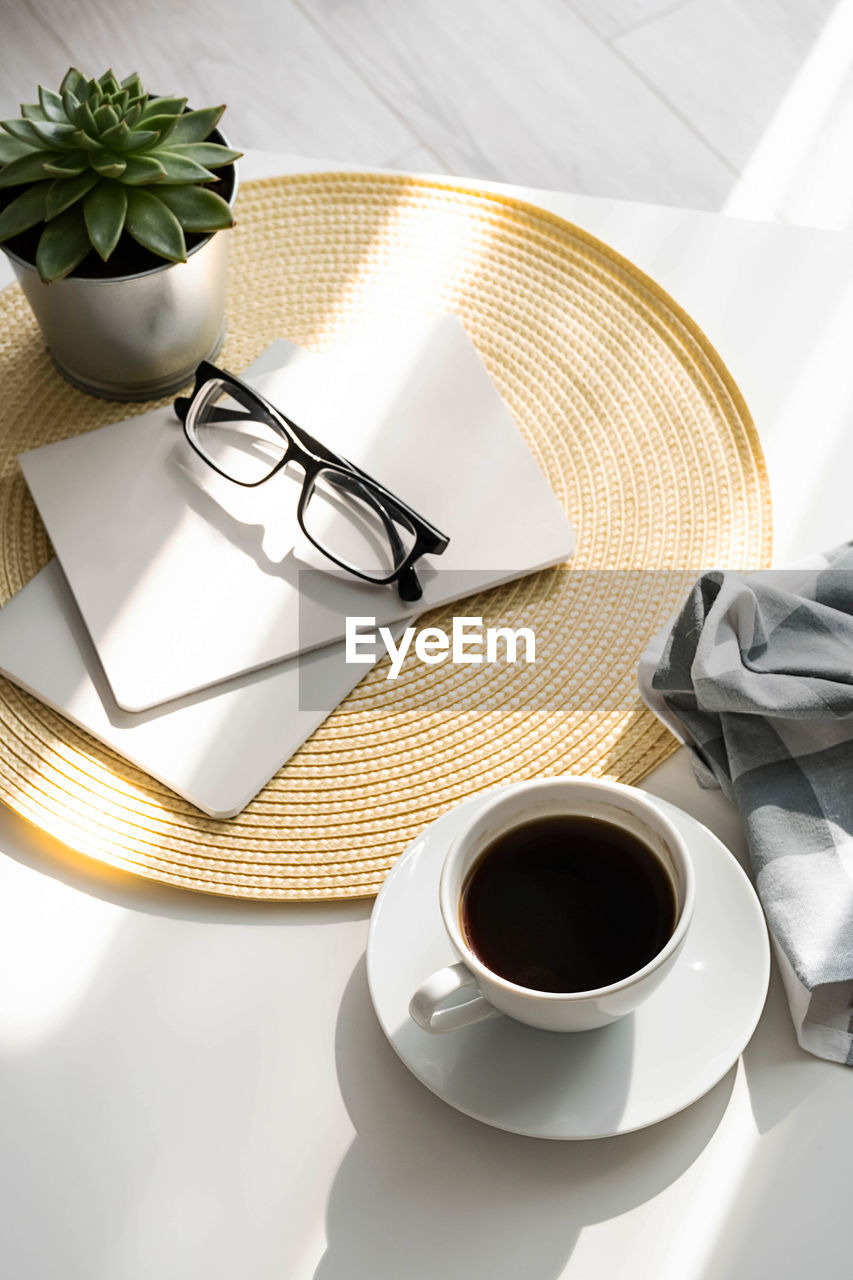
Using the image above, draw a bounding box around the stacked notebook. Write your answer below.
[0,316,575,817]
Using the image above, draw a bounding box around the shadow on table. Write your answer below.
[315,956,735,1280]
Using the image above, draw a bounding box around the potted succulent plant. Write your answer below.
[0,68,241,400]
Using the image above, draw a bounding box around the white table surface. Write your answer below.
[1,154,851,1280]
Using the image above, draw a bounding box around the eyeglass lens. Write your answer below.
[302,468,417,579]
[187,378,287,484]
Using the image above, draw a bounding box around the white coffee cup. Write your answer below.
[409,778,694,1034]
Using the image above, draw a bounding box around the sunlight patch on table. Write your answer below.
[304,180,497,347]
[724,0,853,229]
[0,855,120,1052]
[656,1066,759,1280]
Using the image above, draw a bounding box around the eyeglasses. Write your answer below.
[174,361,450,602]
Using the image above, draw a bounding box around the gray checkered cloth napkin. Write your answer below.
[638,544,853,1066]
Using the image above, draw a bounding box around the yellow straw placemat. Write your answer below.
[0,172,771,899]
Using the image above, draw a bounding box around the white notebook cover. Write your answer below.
[0,560,375,818]
[20,317,575,711]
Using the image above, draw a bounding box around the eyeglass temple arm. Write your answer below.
[396,564,423,602]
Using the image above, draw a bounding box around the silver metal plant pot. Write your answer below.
[4,164,238,402]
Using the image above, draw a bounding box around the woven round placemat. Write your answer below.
[0,172,771,899]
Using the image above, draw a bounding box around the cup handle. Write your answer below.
[409,961,502,1033]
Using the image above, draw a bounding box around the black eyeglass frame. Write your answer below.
[175,361,450,602]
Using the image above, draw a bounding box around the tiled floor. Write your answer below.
[2,0,852,225]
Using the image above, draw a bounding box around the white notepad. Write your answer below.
[0,560,372,818]
[20,317,575,710]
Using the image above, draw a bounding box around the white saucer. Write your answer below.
[366,788,769,1140]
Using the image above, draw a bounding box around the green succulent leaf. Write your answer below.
[93,104,119,134]
[71,128,101,152]
[121,72,143,97]
[167,105,225,144]
[139,96,186,122]
[135,114,179,142]
[0,182,50,242]
[152,184,233,231]
[21,103,48,122]
[167,141,241,169]
[98,70,120,97]
[91,150,127,178]
[0,150,62,188]
[41,154,90,177]
[120,128,160,152]
[83,180,127,259]
[36,204,92,281]
[75,101,99,136]
[45,169,99,219]
[0,134,34,164]
[125,103,143,129]
[30,121,77,148]
[2,119,51,148]
[61,90,82,124]
[125,187,186,261]
[38,86,66,123]
[99,120,131,148]
[152,151,216,183]
[60,68,87,98]
[120,154,167,184]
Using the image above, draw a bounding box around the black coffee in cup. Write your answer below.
[460,813,677,993]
